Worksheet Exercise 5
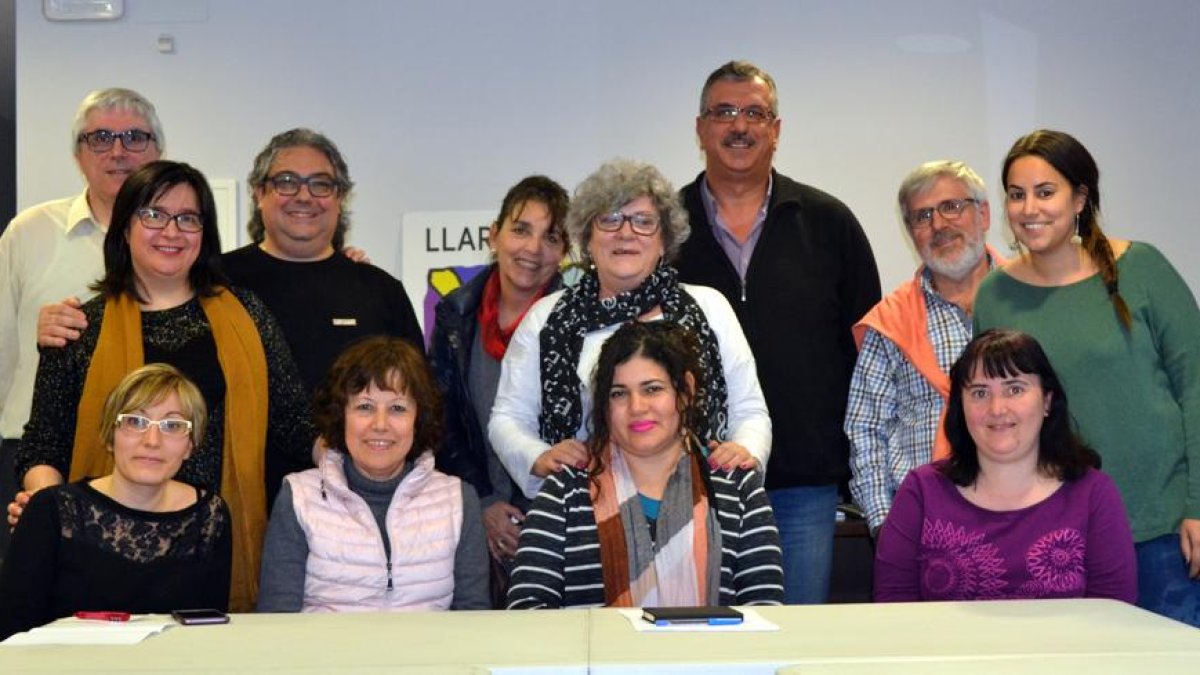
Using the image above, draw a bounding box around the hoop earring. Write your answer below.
[1071,213,1083,246]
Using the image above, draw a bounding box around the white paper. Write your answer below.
[0,615,175,646]
[619,607,780,633]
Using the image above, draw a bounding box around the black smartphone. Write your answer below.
[171,609,230,625]
[641,606,743,626]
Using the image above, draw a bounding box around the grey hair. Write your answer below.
[71,88,164,156]
[246,128,354,249]
[897,160,988,225]
[566,159,691,265]
[699,60,779,117]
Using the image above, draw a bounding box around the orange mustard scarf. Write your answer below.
[69,289,269,612]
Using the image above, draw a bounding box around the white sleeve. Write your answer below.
[0,220,22,416]
[691,286,773,471]
[487,295,554,500]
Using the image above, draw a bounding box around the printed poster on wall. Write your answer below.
[400,210,495,344]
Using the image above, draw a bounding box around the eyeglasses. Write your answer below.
[137,207,204,233]
[265,172,340,198]
[116,413,193,438]
[908,198,979,230]
[701,105,775,125]
[76,129,157,153]
[594,211,661,236]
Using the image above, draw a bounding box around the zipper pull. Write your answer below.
[386,562,393,591]
[740,278,747,303]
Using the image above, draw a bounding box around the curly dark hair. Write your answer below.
[586,321,705,485]
[941,329,1099,486]
[312,336,443,460]
[92,160,228,303]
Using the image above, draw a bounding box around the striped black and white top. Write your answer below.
[506,465,784,609]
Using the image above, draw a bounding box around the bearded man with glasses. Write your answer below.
[215,129,423,503]
[674,61,882,605]
[846,160,1002,542]
[0,88,164,562]
[220,128,422,397]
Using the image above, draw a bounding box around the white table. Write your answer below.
[0,609,590,674]
[2,599,1196,674]
[587,599,1200,674]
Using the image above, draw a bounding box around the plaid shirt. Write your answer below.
[845,268,972,532]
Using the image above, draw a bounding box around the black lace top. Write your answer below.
[0,481,232,639]
[16,287,315,497]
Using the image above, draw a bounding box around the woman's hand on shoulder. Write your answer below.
[342,246,371,264]
[11,467,67,528]
[706,440,758,473]
[531,440,588,478]
[483,501,524,562]
[1180,518,1200,578]
[6,490,32,529]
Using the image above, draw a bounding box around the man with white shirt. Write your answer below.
[0,88,163,559]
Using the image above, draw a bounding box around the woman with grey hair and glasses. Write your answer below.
[488,159,771,501]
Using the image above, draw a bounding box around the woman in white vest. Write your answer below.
[257,337,489,611]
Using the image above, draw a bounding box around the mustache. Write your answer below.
[722,131,754,147]
[931,230,962,247]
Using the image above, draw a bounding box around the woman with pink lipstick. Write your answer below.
[506,321,783,608]
[0,364,231,640]
[874,330,1135,603]
[257,337,488,612]
[431,176,570,605]
[13,160,314,611]
[973,130,1200,625]
[488,159,771,508]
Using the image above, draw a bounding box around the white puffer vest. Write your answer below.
[286,452,463,611]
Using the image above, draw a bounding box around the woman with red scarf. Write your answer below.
[430,176,570,605]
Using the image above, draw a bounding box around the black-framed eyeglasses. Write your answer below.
[76,129,157,153]
[265,172,340,198]
[908,198,979,230]
[116,413,193,438]
[594,211,661,236]
[701,105,775,125]
[136,207,204,233]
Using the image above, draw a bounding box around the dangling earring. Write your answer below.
[1006,225,1022,253]
[1070,213,1083,246]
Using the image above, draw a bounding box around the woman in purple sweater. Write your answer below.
[874,329,1136,602]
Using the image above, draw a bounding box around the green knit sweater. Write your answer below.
[974,242,1200,542]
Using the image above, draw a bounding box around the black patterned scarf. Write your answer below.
[537,263,730,447]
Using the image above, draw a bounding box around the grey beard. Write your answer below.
[924,236,986,281]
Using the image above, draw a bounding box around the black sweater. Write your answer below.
[675,171,881,488]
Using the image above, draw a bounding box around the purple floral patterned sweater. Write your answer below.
[874,463,1136,602]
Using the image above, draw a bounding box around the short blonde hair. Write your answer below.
[98,363,207,449]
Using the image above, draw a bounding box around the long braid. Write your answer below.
[1081,205,1132,329]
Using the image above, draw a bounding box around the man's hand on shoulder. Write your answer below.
[37,297,87,347]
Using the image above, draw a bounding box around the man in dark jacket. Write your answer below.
[674,61,881,604]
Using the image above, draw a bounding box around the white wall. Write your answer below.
[16,0,1200,297]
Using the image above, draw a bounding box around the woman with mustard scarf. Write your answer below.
[14,160,314,611]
